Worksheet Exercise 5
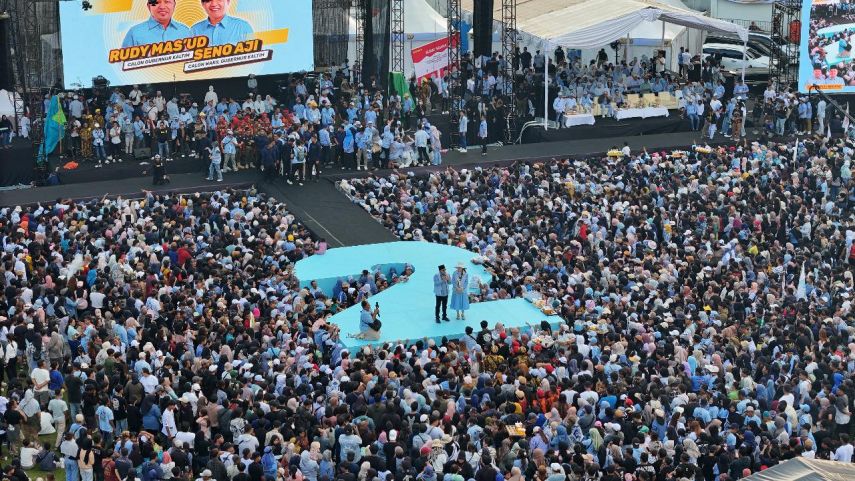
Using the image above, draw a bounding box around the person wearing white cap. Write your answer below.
[196,469,214,481]
[205,140,223,183]
[221,129,238,173]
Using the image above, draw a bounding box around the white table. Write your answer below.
[614,107,670,121]
[563,112,596,128]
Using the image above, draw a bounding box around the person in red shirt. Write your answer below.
[176,242,192,268]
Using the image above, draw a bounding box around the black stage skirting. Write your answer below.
[0,141,209,188]
[522,115,690,144]
[55,154,208,186]
[0,140,36,187]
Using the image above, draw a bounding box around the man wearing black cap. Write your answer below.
[433,265,450,323]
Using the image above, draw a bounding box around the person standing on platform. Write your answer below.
[478,115,488,156]
[221,129,237,172]
[458,110,468,153]
[92,123,107,165]
[414,125,429,165]
[434,265,451,324]
[307,133,321,183]
[205,142,223,182]
[429,125,442,165]
[261,139,277,183]
[450,262,470,320]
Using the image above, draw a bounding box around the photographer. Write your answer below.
[354,300,381,341]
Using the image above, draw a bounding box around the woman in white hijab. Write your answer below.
[429,126,442,166]
[204,86,218,106]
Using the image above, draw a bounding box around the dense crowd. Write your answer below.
[336,135,855,480]
[2,34,855,481]
[1,130,855,481]
[53,57,525,183]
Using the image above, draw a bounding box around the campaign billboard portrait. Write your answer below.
[59,0,313,88]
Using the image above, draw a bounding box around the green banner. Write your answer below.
[389,72,408,97]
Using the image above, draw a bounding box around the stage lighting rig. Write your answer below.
[82,1,92,11]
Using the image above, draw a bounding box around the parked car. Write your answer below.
[702,43,770,83]
[705,32,797,64]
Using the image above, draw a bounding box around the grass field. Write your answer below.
[6,431,66,481]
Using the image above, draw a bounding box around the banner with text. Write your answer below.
[59,0,313,88]
[411,34,459,83]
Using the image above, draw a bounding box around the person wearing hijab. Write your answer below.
[450,262,470,320]
[429,125,442,165]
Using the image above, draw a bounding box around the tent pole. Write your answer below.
[741,37,746,83]
[544,52,548,130]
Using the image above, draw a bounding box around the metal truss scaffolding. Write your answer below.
[352,0,366,85]
[501,0,517,143]
[769,0,801,90]
[447,0,462,147]
[7,0,56,184]
[391,0,404,76]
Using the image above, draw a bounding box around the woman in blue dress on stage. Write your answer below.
[450,262,470,320]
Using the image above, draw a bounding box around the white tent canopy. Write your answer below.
[626,0,692,44]
[512,0,749,130]
[518,0,747,48]
[742,458,855,481]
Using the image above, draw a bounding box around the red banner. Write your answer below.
[411,33,459,82]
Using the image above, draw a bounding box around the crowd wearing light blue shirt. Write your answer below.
[319,128,331,147]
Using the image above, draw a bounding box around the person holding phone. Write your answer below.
[353,300,380,340]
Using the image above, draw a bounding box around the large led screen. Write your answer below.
[59,0,313,88]
[799,0,855,92]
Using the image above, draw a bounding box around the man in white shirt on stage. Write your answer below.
[553,94,565,127]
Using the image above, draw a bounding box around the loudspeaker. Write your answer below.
[134,147,151,159]
[723,74,736,101]
[0,19,11,89]
[473,0,494,59]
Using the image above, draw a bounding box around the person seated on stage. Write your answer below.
[613,89,626,109]
[552,94,565,126]
[46,168,61,186]
[625,73,642,93]
[651,74,667,93]
[638,76,652,95]
[598,92,615,118]
[564,93,578,112]
[352,300,380,341]
[579,93,593,112]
